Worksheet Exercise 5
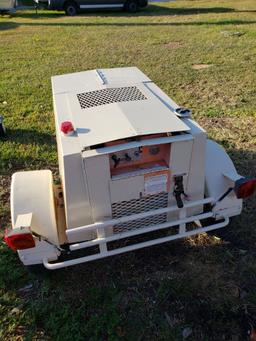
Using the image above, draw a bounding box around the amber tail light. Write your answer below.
[234,178,256,199]
[4,230,35,251]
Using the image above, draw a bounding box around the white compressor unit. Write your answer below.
[5,67,256,270]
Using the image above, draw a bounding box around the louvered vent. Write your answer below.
[112,192,168,233]
[77,86,147,109]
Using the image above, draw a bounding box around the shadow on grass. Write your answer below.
[0,128,56,175]
[0,21,19,30]
[14,5,239,18]
[4,128,55,146]
[1,18,256,30]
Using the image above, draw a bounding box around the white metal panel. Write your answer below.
[18,240,59,265]
[11,170,59,245]
[167,139,193,220]
[180,119,207,216]
[205,139,242,218]
[169,140,193,177]
[205,139,239,199]
[52,67,190,149]
[184,118,206,197]
[98,67,151,85]
[63,153,93,229]
[52,93,93,232]
[69,85,189,148]
[120,85,188,134]
[67,154,112,243]
[52,70,101,95]
[53,93,80,156]
[110,176,144,203]
[84,155,112,221]
[52,67,151,94]
[69,93,137,148]
[165,119,207,218]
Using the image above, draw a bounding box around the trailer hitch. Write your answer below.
[173,176,188,208]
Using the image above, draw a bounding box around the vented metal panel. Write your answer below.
[77,86,147,109]
[112,192,168,233]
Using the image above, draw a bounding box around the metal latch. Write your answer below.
[173,176,188,208]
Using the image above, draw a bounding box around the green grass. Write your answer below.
[0,0,256,339]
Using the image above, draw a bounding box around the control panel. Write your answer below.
[109,144,171,178]
[110,147,142,169]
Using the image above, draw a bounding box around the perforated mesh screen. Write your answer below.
[112,192,168,233]
[77,86,147,109]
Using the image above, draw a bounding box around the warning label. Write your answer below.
[144,174,168,195]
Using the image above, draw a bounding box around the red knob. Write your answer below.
[61,121,74,135]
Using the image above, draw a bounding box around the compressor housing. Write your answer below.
[7,67,256,269]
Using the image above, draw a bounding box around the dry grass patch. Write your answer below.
[164,41,184,49]
[192,64,213,70]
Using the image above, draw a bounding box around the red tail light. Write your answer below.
[4,230,35,251]
[61,121,74,135]
[234,178,256,199]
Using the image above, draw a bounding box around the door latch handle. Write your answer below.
[173,176,187,208]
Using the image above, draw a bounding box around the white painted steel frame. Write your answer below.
[43,197,229,270]
[70,211,213,251]
[67,197,213,238]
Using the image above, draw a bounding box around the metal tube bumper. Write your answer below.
[43,217,229,270]
[66,197,214,239]
[42,196,230,270]
[69,211,214,251]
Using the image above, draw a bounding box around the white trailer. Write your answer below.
[5,67,256,270]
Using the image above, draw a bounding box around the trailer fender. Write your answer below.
[11,170,59,246]
[205,140,243,219]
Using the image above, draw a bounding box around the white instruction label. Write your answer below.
[144,174,168,195]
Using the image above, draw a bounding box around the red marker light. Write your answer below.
[234,178,256,199]
[4,229,35,251]
[61,121,74,135]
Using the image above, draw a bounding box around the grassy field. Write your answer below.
[0,0,256,339]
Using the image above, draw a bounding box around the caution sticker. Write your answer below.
[144,172,169,195]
